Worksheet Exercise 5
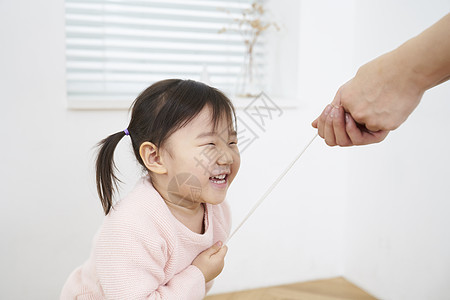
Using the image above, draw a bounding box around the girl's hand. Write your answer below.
[192,241,228,283]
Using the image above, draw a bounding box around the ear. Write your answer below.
[139,142,167,174]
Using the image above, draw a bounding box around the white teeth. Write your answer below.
[210,174,227,183]
[211,179,225,184]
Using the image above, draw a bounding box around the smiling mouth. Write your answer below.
[209,174,227,184]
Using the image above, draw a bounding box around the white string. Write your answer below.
[225,133,318,245]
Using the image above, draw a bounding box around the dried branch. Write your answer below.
[219,1,279,56]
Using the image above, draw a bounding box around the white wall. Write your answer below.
[344,1,450,300]
[1,0,449,299]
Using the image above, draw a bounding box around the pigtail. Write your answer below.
[95,131,126,215]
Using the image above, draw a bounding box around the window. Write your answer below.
[65,0,268,109]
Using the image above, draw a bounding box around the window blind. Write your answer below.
[65,0,267,105]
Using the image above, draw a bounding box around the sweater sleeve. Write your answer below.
[94,216,206,300]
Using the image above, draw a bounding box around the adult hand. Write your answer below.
[312,50,423,146]
[312,13,450,147]
[311,102,390,147]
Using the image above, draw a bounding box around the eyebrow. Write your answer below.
[196,130,237,139]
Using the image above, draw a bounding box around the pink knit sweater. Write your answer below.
[61,177,231,299]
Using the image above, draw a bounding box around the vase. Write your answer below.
[236,50,261,98]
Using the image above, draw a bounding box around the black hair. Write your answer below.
[95,79,236,215]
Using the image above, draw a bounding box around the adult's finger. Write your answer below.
[316,105,332,139]
[333,106,353,146]
[345,113,389,145]
[324,107,337,146]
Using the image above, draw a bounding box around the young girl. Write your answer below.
[61,79,240,299]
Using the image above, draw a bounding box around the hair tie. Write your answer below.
[123,129,130,136]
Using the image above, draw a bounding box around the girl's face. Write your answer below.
[158,105,240,207]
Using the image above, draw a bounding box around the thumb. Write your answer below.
[331,86,343,107]
[206,241,223,256]
[214,245,228,259]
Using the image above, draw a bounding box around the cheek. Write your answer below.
[234,154,241,171]
[230,153,241,180]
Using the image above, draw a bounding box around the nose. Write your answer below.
[217,145,234,165]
